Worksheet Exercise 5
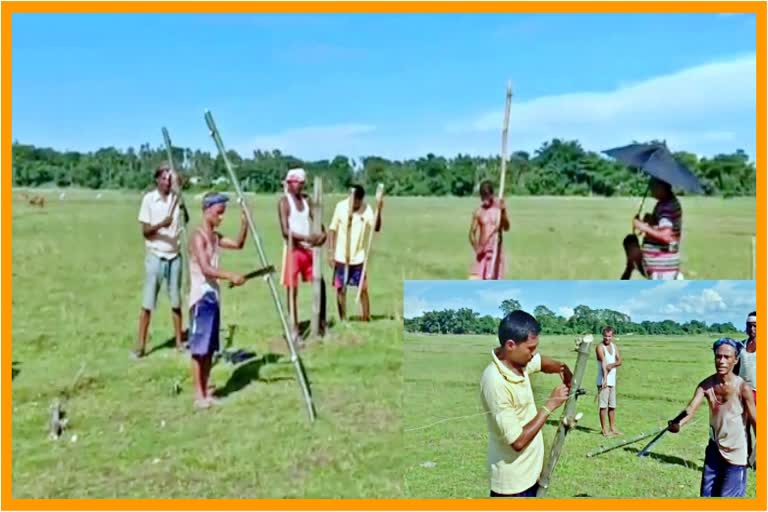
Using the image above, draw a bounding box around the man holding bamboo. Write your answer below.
[327,185,383,322]
[469,181,510,280]
[278,168,326,341]
[133,164,184,358]
[480,310,572,497]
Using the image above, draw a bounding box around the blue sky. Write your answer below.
[403,280,756,327]
[12,13,756,161]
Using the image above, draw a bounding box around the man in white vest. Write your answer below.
[596,325,623,437]
[277,168,326,342]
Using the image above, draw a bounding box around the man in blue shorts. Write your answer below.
[668,338,756,497]
[187,192,247,409]
[327,185,383,321]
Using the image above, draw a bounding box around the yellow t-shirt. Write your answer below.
[329,200,375,266]
[480,351,543,495]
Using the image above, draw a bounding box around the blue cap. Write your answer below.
[202,192,229,210]
[712,337,742,356]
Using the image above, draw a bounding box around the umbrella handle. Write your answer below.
[633,183,650,235]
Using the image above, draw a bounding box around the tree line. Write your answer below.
[11,138,755,198]
[404,300,741,337]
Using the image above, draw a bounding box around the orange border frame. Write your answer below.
[1,1,765,510]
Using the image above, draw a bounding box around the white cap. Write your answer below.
[285,168,306,183]
[747,313,756,323]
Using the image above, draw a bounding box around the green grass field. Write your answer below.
[11,190,403,498]
[14,189,756,280]
[403,332,756,498]
[10,189,756,498]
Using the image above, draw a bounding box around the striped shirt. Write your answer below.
[641,196,683,275]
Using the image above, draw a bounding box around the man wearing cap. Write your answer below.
[277,168,326,340]
[133,165,184,358]
[667,338,756,497]
[327,184,383,322]
[187,191,247,408]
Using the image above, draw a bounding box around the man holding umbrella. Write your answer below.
[631,176,683,280]
[604,142,703,280]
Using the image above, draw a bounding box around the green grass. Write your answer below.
[403,333,756,498]
[14,190,755,280]
[11,190,403,498]
[10,190,756,498]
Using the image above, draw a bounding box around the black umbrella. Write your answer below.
[603,142,704,194]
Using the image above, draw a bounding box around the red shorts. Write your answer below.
[282,246,313,288]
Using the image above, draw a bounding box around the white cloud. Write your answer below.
[229,54,755,161]
[620,281,754,325]
[621,281,691,317]
[663,288,727,314]
[558,306,575,319]
[446,54,756,159]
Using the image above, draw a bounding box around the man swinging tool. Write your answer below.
[187,192,247,409]
[205,109,317,423]
[667,338,756,497]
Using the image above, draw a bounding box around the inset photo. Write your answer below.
[403,280,757,498]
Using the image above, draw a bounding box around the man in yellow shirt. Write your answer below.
[327,185,383,321]
[480,309,572,497]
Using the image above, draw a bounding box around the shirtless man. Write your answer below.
[187,192,247,408]
[668,338,756,497]
[469,181,510,280]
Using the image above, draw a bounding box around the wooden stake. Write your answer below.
[205,110,316,422]
[537,334,594,496]
[343,188,355,296]
[285,187,296,339]
[161,127,190,301]
[356,183,385,305]
[311,177,325,337]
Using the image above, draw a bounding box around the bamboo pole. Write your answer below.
[204,110,316,423]
[489,81,512,280]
